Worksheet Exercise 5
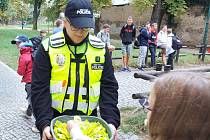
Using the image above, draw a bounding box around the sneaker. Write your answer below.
[138,67,144,71]
[20,107,32,119]
[120,67,127,72]
[26,106,32,116]
[32,126,39,133]
[126,67,131,72]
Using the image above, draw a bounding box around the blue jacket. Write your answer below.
[137,27,149,47]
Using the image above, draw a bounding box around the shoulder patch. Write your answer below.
[89,35,105,49]
[49,32,65,48]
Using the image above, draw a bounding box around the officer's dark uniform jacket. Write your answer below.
[31,29,120,132]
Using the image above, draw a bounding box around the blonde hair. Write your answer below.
[148,73,210,140]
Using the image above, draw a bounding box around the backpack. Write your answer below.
[172,36,182,50]
[29,36,42,60]
[135,28,144,47]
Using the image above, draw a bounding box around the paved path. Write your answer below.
[0,61,39,139]
[0,62,152,139]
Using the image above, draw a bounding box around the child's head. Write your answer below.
[147,73,210,140]
[40,30,47,37]
[11,35,30,48]
[55,19,63,28]
[103,24,110,33]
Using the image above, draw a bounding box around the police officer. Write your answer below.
[31,0,120,139]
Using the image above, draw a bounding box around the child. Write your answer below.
[141,73,210,140]
[11,35,38,132]
[166,28,176,70]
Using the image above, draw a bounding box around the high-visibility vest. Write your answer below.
[42,32,105,115]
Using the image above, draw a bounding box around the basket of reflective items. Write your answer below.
[51,115,114,140]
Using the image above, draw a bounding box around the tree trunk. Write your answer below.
[94,17,100,35]
[33,0,42,30]
[150,0,165,30]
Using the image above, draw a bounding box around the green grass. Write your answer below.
[0,28,38,69]
[119,107,147,136]
[25,23,54,31]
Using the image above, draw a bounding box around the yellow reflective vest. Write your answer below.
[42,32,105,115]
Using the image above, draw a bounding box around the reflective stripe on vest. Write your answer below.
[44,33,105,115]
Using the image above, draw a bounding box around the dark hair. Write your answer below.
[40,30,47,33]
[103,24,110,29]
[146,21,150,26]
[55,19,63,27]
[151,23,157,27]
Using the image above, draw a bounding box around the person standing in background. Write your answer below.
[52,19,63,34]
[166,28,176,70]
[120,16,136,72]
[97,24,115,57]
[157,25,168,65]
[137,22,150,71]
[30,30,47,59]
[148,23,158,67]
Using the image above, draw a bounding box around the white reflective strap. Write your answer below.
[80,87,87,95]
[67,87,75,94]
[90,83,100,97]
[63,101,74,110]
[67,87,86,95]
[77,102,88,110]
[50,81,62,93]
[52,100,62,108]
[89,88,94,96]
[89,102,98,110]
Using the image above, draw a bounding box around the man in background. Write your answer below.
[120,16,136,72]
[97,24,115,57]
[30,30,47,59]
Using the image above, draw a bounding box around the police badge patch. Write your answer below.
[55,54,66,66]
[91,63,104,70]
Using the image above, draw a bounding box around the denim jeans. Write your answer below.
[149,44,156,67]
[25,83,32,116]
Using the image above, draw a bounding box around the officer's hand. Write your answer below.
[42,126,53,140]
[109,124,118,140]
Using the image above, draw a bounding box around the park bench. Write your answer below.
[192,44,210,61]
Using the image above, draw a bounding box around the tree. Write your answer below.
[91,0,112,12]
[0,0,8,12]
[0,0,30,25]
[132,0,187,29]
[32,0,42,30]
[91,0,112,33]
[42,0,67,24]
[0,0,8,24]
